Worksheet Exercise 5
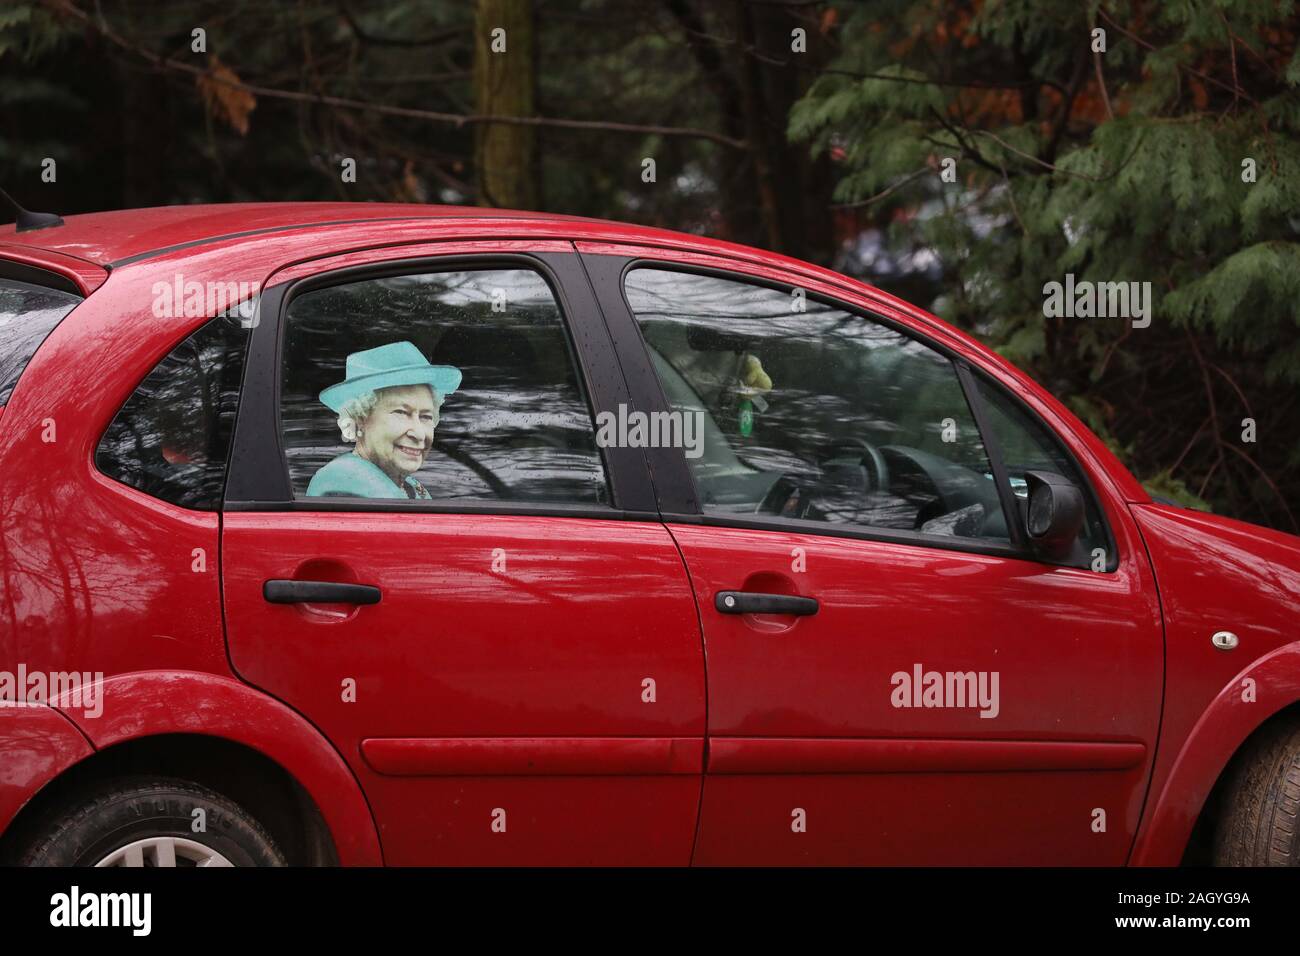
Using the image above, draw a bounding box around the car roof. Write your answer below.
[0,202,605,268]
[1,201,891,317]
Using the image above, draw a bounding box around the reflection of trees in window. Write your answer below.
[95,316,248,510]
[631,268,993,472]
[0,280,82,403]
[629,269,1002,534]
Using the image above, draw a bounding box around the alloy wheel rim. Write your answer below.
[94,836,235,867]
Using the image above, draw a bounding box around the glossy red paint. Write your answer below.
[221,512,705,866]
[1127,504,1300,864]
[0,706,93,835]
[1,202,1298,866]
[0,245,236,765]
[670,521,1161,866]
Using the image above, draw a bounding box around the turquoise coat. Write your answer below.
[306,452,432,499]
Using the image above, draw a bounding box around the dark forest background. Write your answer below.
[2,0,1298,531]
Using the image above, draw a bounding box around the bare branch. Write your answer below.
[1092,36,1114,120]
[830,168,928,208]
[46,0,748,149]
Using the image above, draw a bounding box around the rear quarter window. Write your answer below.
[0,276,82,404]
[95,313,250,510]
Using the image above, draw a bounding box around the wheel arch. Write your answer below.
[1,732,340,865]
[12,670,383,866]
[1131,641,1300,865]
[0,704,95,845]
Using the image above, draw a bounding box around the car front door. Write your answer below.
[221,244,705,865]
[584,250,1163,865]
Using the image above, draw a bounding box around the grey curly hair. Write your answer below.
[336,385,443,443]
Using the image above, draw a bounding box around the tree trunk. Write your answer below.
[734,2,783,253]
[473,0,537,209]
[746,2,837,265]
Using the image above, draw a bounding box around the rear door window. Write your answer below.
[0,276,82,404]
[280,266,610,505]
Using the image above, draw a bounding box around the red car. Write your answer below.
[0,202,1297,867]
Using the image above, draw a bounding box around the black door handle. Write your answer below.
[715,590,818,616]
[263,580,382,605]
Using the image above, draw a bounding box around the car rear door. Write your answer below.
[220,242,705,865]
[581,246,1163,866]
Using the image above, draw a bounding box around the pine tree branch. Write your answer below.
[973,129,1106,181]
[925,109,1004,176]
[1043,47,1090,164]
[664,15,1068,93]
[830,168,928,208]
[1096,8,1258,107]
[1092,39,1114,120]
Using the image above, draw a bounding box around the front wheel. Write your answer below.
[19,776,286,867]
[1213,719,1300,866]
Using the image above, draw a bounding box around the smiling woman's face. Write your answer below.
[355,384,439,481]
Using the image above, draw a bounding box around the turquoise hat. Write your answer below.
[319,341,462,412]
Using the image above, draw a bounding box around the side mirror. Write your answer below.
[1023,470,1085,559]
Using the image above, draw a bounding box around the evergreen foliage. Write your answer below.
[792,0,1300,527]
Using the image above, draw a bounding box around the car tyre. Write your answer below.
[18,776,286,867]
[1213,719,1300,866]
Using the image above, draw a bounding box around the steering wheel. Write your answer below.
[817,437,890,495]
[755,438,891,520]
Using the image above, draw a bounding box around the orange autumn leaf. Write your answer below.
[197,57,256,136]
[1072,87,1110,125]
[949,88,1022,124]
